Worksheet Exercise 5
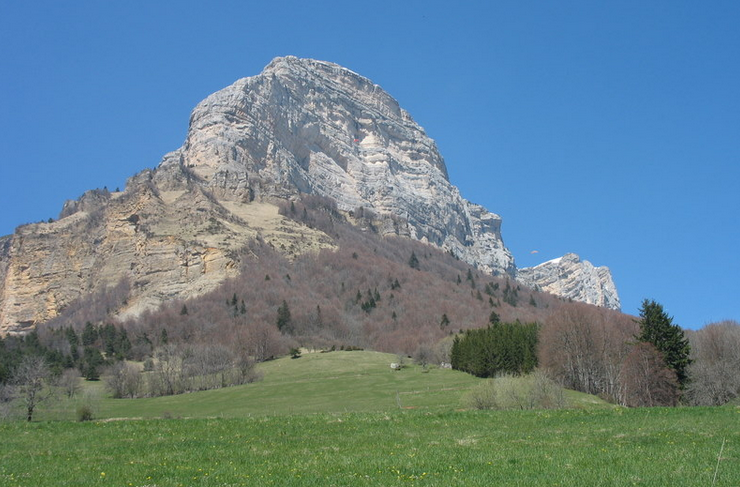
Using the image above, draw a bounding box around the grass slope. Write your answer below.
[2,408,738,486]
[40,351,607,421]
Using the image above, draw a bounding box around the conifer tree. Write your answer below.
[81,322,98,347]
[408,251,420,270]
[277,300,292,332]
[637,299,691,388]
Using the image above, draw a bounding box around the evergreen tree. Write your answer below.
[408,251,420,270]
[277,300,292,332]
[100,323,117,356]
[65,327,79,348]
[80,347,105,380]
[637,299,691,388]
[81,322,98,347]
[315,305,323,327]
[116,330,132,359]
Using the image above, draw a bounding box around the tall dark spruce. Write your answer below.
[637,299,692,388]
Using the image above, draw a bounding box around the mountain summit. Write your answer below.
[159,56,515,275]
[0,57,618,335]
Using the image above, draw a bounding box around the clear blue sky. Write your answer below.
[1,1,738,329]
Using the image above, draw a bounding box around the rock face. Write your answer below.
[0,182,335,335]
[0,56,619,334]
[517,253,621,310]
[163,56,515,275]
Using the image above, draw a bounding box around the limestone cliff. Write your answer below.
[517,253,620,310]
[0,177,334,335]
[159,56,514,275]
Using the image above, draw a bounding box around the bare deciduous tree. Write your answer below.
[13,356,51,421]
[150,344,184,396]
[105,361,142,398]
[619,342,679,407]
[58,368,82,398]
[0,383,15,420]
[686,320,740,406]
[183,344,235,391]
[539,304,636,403]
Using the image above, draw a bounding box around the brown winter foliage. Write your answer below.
[41,196,565,363]
[620,343,679,407]
[686,320,740,405]
[538,303,638,403]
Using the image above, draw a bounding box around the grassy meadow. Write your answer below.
[2,351,738,486]
[2,407,738,486]
[37,350,606,421]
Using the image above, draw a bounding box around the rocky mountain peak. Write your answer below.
[166,56,512,275]
[517,253,620,310]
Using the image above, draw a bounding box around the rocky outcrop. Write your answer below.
[0,175,335,335]
[517,253,620,310]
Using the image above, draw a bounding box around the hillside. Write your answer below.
[33,350,608,421]
[40,194,586,359]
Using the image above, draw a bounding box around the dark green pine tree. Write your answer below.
[408,251,420,270]
[637,299,692,388]
[277,300,292,332]
[81,321,98,347]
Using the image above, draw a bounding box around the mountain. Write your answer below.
[517,253,620,310]
[0,56,618,335]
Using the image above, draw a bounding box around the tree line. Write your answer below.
[447,298,736,408]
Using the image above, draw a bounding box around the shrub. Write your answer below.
[76,404,94,422]
[462,380,499,410]
[461,371,566,410]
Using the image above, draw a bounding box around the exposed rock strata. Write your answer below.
[517,253,620,310]
[161,56,515,276]
[0,177,334,335]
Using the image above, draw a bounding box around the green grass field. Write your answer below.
[38,350,607,421]
[1,408,738,486]
[2,351,738,486]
